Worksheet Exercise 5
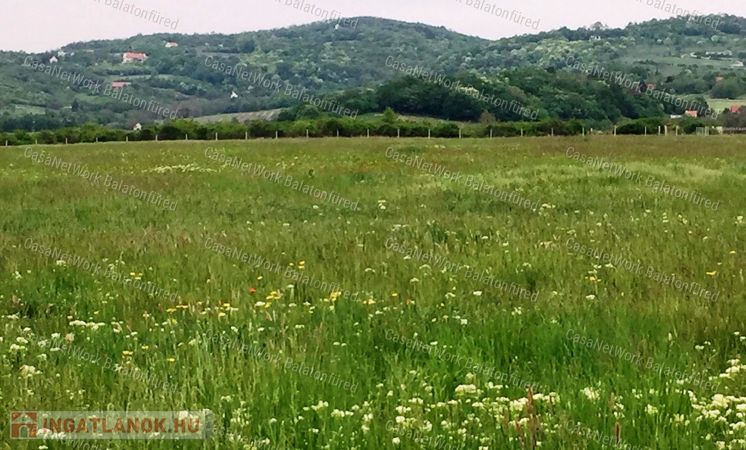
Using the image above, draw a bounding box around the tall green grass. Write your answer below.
[1,137,744,449]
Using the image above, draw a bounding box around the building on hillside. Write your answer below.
[165,41,179,48]
[133,123,143,131]
[230,91,239,99]
[731,105,743,114]
[49,56,58,64]
[111,81,130,89]
[685,110,699,118]
[122,52,148,63]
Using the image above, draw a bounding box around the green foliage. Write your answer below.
[1,15,745,130]
[616,118,666,135]
[711,78,746,98]
[382,107,398,124]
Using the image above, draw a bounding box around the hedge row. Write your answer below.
[0,117,711,146]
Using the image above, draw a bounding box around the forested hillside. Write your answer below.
[1,15,745,130]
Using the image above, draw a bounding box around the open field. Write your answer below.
[706,97,746,113]
[1,137,745,449]
[191,110,284,124]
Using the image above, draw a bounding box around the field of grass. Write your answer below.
[706,97,746,113]
[1,136,745,449]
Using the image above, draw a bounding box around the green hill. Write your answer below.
[1,15,745,130]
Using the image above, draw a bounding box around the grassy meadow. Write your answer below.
[0,136,745,449]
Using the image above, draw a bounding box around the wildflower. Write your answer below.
[311,401,328,411]
[582,387,600,401]
[20,365,39,378]
[711,394,729,409]
[455,384,478,396]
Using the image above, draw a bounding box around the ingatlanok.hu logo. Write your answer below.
[10,411,213,440]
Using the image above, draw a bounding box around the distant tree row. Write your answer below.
[1,112,732,147]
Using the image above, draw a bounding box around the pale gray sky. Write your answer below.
[2,0,742,53]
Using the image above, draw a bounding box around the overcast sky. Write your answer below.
[2,0,743,53]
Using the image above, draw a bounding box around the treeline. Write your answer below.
[309,70,719,125]
[0,115,725,146]
[0,67,733,134]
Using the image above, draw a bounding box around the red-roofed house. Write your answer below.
[685,110,699,118]
[122,52,148,63]
[111,81,130,89]
[731,105,743,114]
